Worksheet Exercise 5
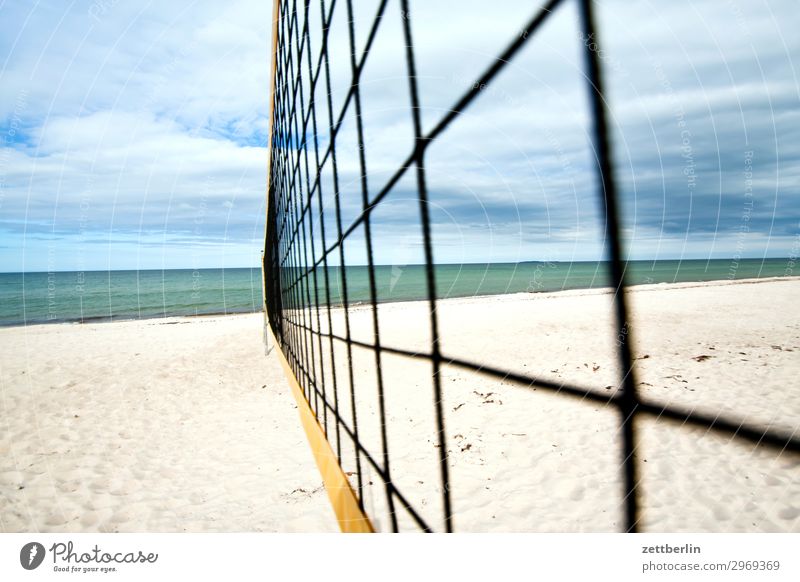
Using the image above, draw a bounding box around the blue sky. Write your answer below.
[0,0,798,272]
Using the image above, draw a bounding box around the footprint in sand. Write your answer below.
[569,486,585,501]
[743,500,758,512]
[80,510,112,528]
[57,468,90,482]
[23,462,48,476]
[89,478,112,493]
[109,510,134,524]
[0,470,26,485]
[711,505,730,521]
[44,512,74,527]
[657,462,674,480]
[85,495,113,511]
[159,467,179,479]
[109,480,141,496]
[778,506,799,521]
[56,480,82,493]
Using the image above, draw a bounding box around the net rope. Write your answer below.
[263,0,800,532]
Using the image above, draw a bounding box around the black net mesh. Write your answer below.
[262,0,800,532]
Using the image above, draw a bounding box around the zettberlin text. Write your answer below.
[642,544,701,554]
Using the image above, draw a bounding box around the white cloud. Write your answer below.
[1,0,798,271]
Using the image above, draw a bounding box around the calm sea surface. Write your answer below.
[0,258,793,327]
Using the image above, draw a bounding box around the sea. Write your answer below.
[0,258,794,327]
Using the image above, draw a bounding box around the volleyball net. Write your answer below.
[262,0,800,532]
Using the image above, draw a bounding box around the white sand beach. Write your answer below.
[313,276,800,532]
[1,277,798,533]
[0,314,336,532]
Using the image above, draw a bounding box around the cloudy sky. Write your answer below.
[1,0,798,272]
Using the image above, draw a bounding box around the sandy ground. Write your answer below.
[0,314,337,532]
[303,277,800,532]
[2,278,798,533]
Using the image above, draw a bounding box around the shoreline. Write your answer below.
[3,275,798,330]
[341,274,800,312]
[0,308,263,330]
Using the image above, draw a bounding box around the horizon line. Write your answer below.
[1,255,794,275]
